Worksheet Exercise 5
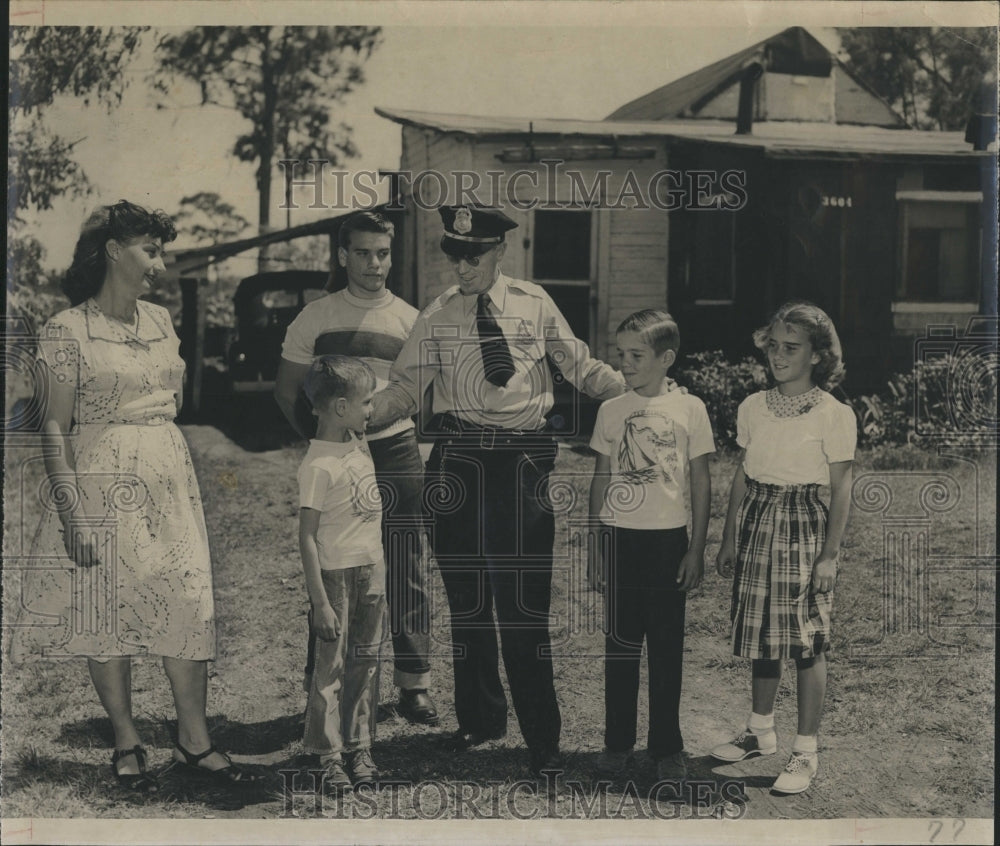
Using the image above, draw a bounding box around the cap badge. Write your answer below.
[454,207,473,234]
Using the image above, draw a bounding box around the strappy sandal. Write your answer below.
[111,744,159,793]
[174,742,258,787]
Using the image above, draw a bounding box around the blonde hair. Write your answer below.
[616,309,680,355]
[753,301,845,390]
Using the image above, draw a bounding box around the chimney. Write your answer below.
[965,76,998,151]
[736,62,764,135]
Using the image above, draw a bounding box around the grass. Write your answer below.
[2,421,995,822]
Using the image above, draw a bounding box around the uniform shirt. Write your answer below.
[298,434,383,570]
[371,274,625,431]
[737,390,857,486]
[591,386,716,530]
[282,288,418,441]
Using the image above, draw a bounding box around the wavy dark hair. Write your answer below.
[752,300,846,390]
[62,200,177,306]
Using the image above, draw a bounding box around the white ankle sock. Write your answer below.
[748,712,775,733]
[792,734,818,755]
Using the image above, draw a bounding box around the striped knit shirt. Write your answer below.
[281,288,418,440]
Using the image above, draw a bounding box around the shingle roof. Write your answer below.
[604,26,907,128]
[374,107,987,160]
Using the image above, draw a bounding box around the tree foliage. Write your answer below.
[176,192,252,245]
[153,26,382,268]
[838,27,998,130]
[9,27,147,219]
[8,27,147,325]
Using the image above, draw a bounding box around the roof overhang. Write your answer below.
[375,106,994,162]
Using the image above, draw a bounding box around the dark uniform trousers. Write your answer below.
[426,431,561,756]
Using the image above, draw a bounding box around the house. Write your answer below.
[376,27,995,393]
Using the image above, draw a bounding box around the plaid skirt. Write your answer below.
[730,476,832,660]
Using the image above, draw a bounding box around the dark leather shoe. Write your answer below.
[439,729,506,752]
[397,689,440,726]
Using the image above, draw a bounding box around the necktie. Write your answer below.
[476,293,516,388]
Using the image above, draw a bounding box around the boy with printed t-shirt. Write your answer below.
[588,309,715,783]
[297,355,385,793]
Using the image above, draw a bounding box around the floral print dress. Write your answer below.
[8,299,216,662]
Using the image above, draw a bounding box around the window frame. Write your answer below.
[896,190,982,304]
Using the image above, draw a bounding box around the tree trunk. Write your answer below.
[257,28,278,273]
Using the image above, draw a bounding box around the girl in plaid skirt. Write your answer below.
[712,302,856,795]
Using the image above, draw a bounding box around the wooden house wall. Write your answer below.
[399,129,670,362]
[833,65,906,127]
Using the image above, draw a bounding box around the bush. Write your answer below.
[852,354,997,447]
[674,350,769,448]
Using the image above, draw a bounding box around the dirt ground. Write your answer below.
[1,418,995,833]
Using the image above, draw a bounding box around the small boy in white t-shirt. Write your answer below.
[297,354,385,793]
[588,309,715,782]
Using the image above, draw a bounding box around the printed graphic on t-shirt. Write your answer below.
[617,411,680,485]
[347,464,382,522]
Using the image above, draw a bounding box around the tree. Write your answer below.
[837,27,997,131]
[176,191,252,245]
[8,27,147,323]
[153,26,382,271]
[8,27,147,218]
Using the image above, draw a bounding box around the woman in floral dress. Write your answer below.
[9,201,254,792]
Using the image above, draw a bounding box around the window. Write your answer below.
[897,192,981,302]
[531,208,594,346]
[690,209,736,303]
[532,209,592,281]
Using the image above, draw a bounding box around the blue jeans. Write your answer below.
[307,430,432,690]
[368,430,432,689]
[303,563,385,756]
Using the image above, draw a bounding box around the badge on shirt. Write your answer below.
[516,318,536,345]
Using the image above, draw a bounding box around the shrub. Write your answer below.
[851,354,996,447]
[674,350,769,448]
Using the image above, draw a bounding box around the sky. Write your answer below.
[11,1,994,271]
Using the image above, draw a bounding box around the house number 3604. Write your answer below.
[822,195,853,207]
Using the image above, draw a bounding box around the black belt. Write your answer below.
[432,413,554,450]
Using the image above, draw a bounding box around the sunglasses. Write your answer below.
[445,248,494,267]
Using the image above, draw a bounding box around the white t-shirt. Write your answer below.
[737,390,857,486]
[590,388,716,530]
[282,288,418,441]
[297,435,383,570]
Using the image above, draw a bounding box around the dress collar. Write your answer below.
[83,298,169,348]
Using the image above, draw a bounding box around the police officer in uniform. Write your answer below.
[369,204,625,774]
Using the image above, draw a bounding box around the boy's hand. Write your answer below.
[587,549,607,594]
[811,554,838,594]
[312,602,341,640]
[715,535,736,579]
[676,548,704,592]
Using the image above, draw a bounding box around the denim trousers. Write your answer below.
[305,429,432,691]
[604,525,689,759]
[368,430,432,689]
[303,563,386,756]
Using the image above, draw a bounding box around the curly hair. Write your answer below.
[62,200,177,306]
[752,300,845,390]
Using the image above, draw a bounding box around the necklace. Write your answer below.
[766,386,823,418]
